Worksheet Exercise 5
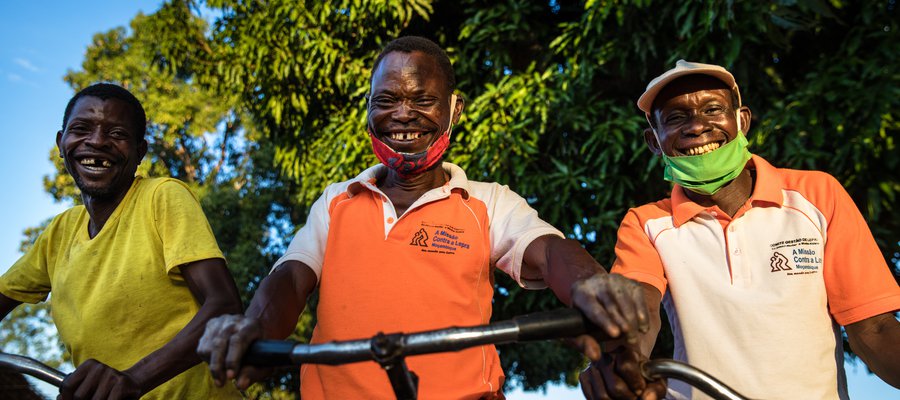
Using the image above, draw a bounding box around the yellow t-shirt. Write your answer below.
[0,177,241,399]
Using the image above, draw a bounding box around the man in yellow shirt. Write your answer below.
[0,83,243,399]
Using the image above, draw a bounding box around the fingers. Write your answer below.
[572,274,649,342]
[579,364,610,400]
[641,379,667,400]
[197,314,263,388]
[59,359,93,400]
[235,366,273,391]
[570,334,603,362]
[59,360,136,400]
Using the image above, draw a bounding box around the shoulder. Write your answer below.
[624,199,673,224]
[776,167,841,193]
[41,205,87,235]
[775,167,847,214]
[132,177,203,207]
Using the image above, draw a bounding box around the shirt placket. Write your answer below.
[724,219,748,286]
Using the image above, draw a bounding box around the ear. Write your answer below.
[643,128,662,156]
[56,130,64,158]
[138,138,148,161]
[738,106,752,134]
[451,94,464,125]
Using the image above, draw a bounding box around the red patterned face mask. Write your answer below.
[368,94,457,179]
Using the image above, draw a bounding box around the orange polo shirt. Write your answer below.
[612,155,900,400]
[274,162,563,399]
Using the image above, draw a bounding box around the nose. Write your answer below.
[390,101,417,123]
[681,112,713,136]
[83,127,109,148]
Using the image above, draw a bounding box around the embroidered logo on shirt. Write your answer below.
[768,237,822,276]
[410,228,429,247]
[769,252,792,272]
[414,222,470,255]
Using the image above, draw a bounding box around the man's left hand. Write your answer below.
[58,359,142,400]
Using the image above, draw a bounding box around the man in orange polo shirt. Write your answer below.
[580,61,900,400]
[198,36,650,399]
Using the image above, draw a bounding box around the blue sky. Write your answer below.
[0,2,896,399]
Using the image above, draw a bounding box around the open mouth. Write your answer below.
[77,157,113,172]
[683,141,722,156]
[387,132,424,142]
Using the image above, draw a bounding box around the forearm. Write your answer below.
[848,313,900,388]
[0,292,22,320]
[530,235,606,305]
[245,260,317,339]
[544,237,607,306]
[124,295,242,393]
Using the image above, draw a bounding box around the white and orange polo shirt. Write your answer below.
[612,155,900,400]
[274,162,563,399]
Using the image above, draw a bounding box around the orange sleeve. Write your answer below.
[610,208,668,297]
[810,173,900,325]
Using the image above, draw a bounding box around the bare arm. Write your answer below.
[522,235,649,346]
[846,312,900,389]
[198,260,317,389]
[246,260,318,338]
[60,258,242,399]
[0,292,22,321]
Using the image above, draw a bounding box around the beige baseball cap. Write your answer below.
[637,59,741,114]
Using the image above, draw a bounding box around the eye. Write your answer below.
[704,104,725,115]
[414,97,437,108]
[66,123,89,133]
[371,96,397,107]
[663,112,686,125]
[109,129,130,139]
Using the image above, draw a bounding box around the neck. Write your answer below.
[378,165,448,217]
[82,185,132,239]
[684,168,754,217]
[380,164,448,192]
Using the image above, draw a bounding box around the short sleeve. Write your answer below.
[152,180,225,277]
[480,183,564,289]
[0,219,57,304]
[272,188,333,281]
[815,175,900,325]
[610,209,667,297]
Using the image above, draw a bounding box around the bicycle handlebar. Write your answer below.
[246,308,589,367]
[0,352,66,387]
[0,308,751,400]
[244,308,751,400]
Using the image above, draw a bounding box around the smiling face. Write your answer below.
[645,75,750,158]
[56,96,147,201]
[367,51,460,155]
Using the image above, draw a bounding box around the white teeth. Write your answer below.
[389,132,422,141]
[686,142,721,156]
[80,158,96,166]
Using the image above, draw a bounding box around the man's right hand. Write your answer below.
[579,346,667,400]
[196,314,270,390]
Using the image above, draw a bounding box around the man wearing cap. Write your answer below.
[579,60,900,400]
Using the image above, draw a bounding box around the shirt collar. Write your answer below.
[670,154,784,226]
[346,162,472,198]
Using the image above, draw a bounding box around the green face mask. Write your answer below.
[661,131,752,195]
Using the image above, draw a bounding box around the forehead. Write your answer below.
[370,51,447,95]
[652,75,733,112]
[69,96,137,126]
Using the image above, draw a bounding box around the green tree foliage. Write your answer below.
[11,0,898,395]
